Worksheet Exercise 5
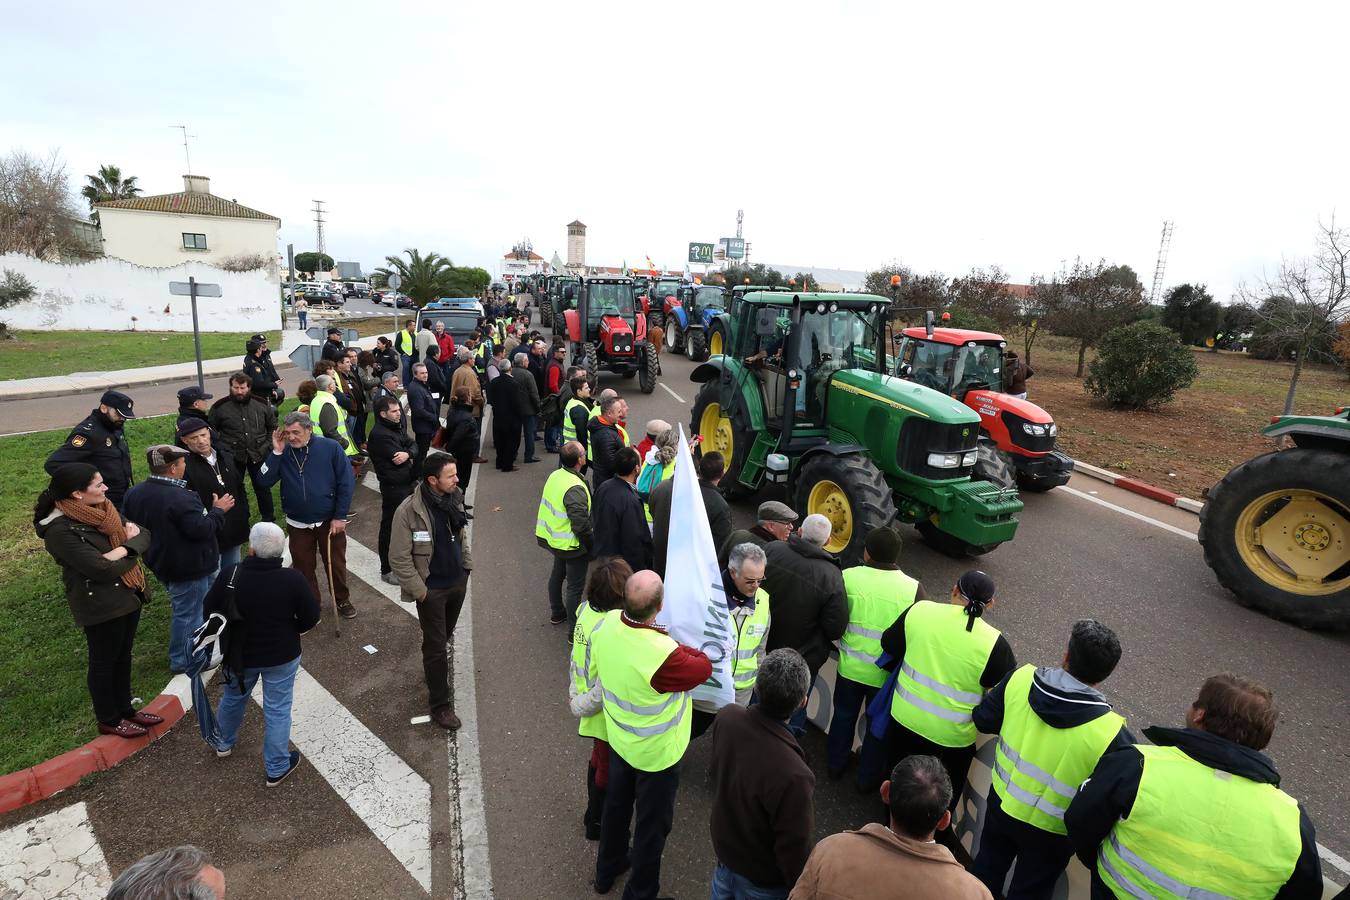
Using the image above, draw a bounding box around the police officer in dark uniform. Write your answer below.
[44,390,137,508]
[242,334,283,406]
[175,385,213,429]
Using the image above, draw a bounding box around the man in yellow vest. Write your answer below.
[593,570,711,898]
[691,541,771,740]
[878,570,1016,862]
[309,375,358,458]
[970,620,1132,898]
[560,374,593,467]
[535,441,592,628]
[395,318,418,385]
[1065,674,1323,900]
[828,527,930,789]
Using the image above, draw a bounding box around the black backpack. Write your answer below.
[190,565,248,692]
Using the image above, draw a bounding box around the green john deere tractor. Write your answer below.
[1198,406,1350,629]
[690,291,1022,564]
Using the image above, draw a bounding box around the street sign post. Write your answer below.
[387,272,403,333]
[688,242,714,264]
[169,276,222,390]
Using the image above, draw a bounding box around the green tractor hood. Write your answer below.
[827,368,980,431]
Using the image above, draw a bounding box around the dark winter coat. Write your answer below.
[1064,725,1324,900]
[650,478,732,577]
[36,511,151,627]
[587,416,625,487]
[204,555,320,669]
[440,403,479,462]
[372,346,399,376]
[242,352,279,402]
[122,476,225,582]
[709,704,815,888]
[1003,356,1033,394]
[367,415,418,490]
[406,379,440,438]
[321,338,347,363]
[762,536,848,677]
[591,477,652,573]
[485,370,523,425]
[180,449,251,551]
[44,410,134,508]
[208,394,277,465]
[255,435,355,524]
[511,366,541,416]
[718,524,779,570]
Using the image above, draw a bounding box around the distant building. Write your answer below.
[336,260,364,280]
[95,175,280,271]
[566,220,586,270]
[758,263,868,292]
[502,247,547,279]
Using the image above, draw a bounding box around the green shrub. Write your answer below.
[1085,321,1199,408]
[942,306,1002,334]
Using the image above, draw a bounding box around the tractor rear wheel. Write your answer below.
[540,300,552,327]
[916,519,1000,559]
[665,315,685,354]
[648,311,663,333]
[638,343,658,394]
[794,453,897,566]
[686,328,709,362]
[691,380,752,499]
[709,322,727,358]
[973,440,1016,490]
[1199,448,1350,629]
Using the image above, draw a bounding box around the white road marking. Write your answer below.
[0,802,110,899]
[1060,485,1198,542]
[344,534,417,618]
[659,382,686,404]
[256,668,432,892]
[1317,841,1350,879]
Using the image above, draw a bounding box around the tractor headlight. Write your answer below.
[1022,423,1047,437]
[927,452,962,469]
[1048,422,1057,436]
[962,450,978,467]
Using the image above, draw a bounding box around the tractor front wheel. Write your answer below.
[973,439,1016,490]
[638,343,658,394]
[691,380,752,498]
[665,315,685,354]
[709,322,727,358]
[1199,448,1350,629]
[794,452,897,566]
[576,342,598,382]
[540,300,552,327]
[686,328,709,362]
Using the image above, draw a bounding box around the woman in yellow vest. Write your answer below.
[879,569,1016,859]
[566,558,631,842]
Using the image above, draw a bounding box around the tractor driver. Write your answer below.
[744,323,811,418]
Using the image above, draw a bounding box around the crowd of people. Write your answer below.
[31,304,1334,899]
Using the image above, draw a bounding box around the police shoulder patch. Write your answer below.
[105,438,113,446]
[71,435,87,448]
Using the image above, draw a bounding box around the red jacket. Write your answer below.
[436,332,454,363]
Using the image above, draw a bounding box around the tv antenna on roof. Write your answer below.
[169,125,196,175]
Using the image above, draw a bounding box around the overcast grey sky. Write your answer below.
[7,1,1347,298]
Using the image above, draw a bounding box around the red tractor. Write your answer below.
[895,326,1073,491]
[562,276,659,393]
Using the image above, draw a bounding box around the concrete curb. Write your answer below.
[1073,459,1205,515]
[0,675,192,814]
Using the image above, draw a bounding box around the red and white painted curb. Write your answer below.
[0,675,193,815]
[1073,460,1204,515]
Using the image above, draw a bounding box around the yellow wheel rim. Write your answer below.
[699,402,734,460]
[808,479,854,554]
[710,331,723,356]
[1234,489,1350,596]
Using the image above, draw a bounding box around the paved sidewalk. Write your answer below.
[0,326,392,402]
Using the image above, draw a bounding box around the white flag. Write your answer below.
[656,424,735,709]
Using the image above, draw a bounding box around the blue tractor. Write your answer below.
[663,283,729,362]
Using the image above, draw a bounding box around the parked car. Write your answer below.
[302,288,343,307]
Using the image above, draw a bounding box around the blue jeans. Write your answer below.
[826,674,886,787]
[165,572,215,672]
[215,655,301,777]
[545,423,563,452]
[710,863,789,900]
[297,311,307,330]
[522,414,538,459]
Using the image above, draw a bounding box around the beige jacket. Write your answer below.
[789,824,992,900]
[388,486,473,603]
[450,364,483,416]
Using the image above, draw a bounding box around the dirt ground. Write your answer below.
[1024,335,1349,498]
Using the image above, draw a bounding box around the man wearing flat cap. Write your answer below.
[718,500,798,570]
[45,390,138,509]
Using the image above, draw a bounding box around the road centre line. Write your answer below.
[659,383,686,404]
[1059,485,1198,542]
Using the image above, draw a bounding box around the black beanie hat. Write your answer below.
[864,526,902,565]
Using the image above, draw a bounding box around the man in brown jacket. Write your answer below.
[448,348,487,464]
[708,648,815,899]
[789,755,992,900]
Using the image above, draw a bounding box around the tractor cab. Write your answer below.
[664,284,729,360]
[562,276,658,393]
[896,328,1007,397]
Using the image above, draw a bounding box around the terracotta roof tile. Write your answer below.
[95,191,279,222]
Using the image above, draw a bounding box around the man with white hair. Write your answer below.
[763,512,848,738]
[511,350,543,463]
[692,541,773,739]
[205,521,320,787]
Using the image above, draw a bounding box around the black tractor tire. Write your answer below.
[686,328,709,363]
[793,452,897,566]
[576,342,598,382]
[973,440,1017,491]
[691,380,753,499]
[648,311,663,333]
[1198,448,1350,630]
[665,314,685,354]
[916,520,1000,559]
[638,342,658,394]
[539,300,552,327]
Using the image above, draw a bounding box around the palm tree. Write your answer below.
[81,164,142,213]
[373,248,456,307]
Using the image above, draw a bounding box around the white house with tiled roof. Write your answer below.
[95,175,280,270]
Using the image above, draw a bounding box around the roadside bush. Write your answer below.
[1084,321,1199,408]
[216,252,270,272]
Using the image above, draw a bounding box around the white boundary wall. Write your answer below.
[0,253,281,333]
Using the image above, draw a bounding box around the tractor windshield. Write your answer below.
[904,340,1003,395]
[796,308,878,368]
[653,281,680,301]
[694,287,724,312]
[588,283,635,319]
[953,344,1003,394]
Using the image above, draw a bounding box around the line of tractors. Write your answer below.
[515,273,1349,629]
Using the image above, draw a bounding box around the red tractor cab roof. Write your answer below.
[903,326,1006,346]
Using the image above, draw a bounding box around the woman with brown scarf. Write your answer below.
[35,463,160,738]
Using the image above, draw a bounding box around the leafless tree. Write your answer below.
[1046,258,1147,377]
[0,149,93,261]
[216,252,270,272]
[949,265,1018,329]
[1237,219,1350,414]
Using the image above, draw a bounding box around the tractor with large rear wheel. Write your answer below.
[690,290,1022,564]
[562,276,659,394]
[1198,407,1350,629]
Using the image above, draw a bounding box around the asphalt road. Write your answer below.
[2,329,1347,897]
